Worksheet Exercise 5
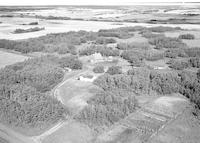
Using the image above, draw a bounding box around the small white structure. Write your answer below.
[89,53,104,63]
[153,66,167,70]
[89,52,115,63]
[77,74,97,82]
[64,67,72,72]
[107,43,118,49]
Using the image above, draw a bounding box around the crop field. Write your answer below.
[42,120,95,143]
[96,95,190,143]
[0,50,29,69]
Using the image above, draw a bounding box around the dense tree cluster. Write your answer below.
[179,34,195,40]
[149,71,180,94]
[79,45,119,57]
[106,66,122,75]
[168,58,200,70]
[59,56,83,69]
[121,50,144,67]
[93,65,104,73]
[75,90,138,130]
[98,27,135,39]
[165,48,187,58]
[184,47,200,57]
[0,30,98,53]
[178,71,200,108]
[117,42,149,51]
[93,73,149,94]
[149,37,187,49]
[0,56,68,129]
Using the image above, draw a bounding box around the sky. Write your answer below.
[0,0,199,5]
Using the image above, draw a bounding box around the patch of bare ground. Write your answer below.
[95,95,193,143]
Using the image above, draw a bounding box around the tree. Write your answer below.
[93,65,104,73]
[106,66,122,75]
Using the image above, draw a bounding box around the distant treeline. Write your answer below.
[0,26,182,55]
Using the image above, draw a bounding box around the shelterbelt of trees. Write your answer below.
[0,55,82,129]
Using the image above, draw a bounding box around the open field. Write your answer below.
[0,50,29,69]
[56,70,101,114]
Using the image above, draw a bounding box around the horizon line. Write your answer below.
[1,2,200,6]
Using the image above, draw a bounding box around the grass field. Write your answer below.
[0,50,29,69]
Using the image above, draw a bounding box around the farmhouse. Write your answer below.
[89,52,114,63]
[89,53,104,63]
[77,74,96,82]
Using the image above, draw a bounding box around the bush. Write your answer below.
[106,66,122,75]
[179,34,195,40]
[93,65,104,73]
